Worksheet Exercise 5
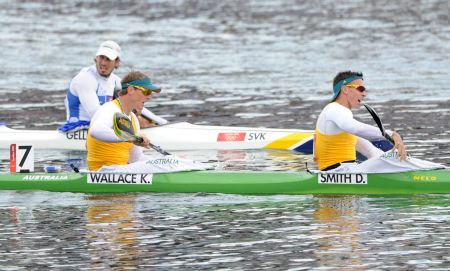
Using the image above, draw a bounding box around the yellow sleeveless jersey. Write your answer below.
[314,129,357,170]
[87,100,137,171]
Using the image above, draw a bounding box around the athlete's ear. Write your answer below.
[115,59,121,69]
[341,85,350,95]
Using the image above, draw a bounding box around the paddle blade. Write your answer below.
[113,112,171,155]
[363,104,383,131]
[363,103,394,144]
[113,112,143,143]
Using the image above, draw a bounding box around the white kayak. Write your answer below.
[0,122,315,152]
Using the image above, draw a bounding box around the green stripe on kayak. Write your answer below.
[0,169,449,195]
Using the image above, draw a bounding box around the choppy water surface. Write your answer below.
[1,0,450,270]
[1,194,450,270]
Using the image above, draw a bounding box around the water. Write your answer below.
[1,194,450,270]
[1,0,450,270]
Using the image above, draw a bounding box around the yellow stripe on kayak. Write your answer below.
[264,133,313,150]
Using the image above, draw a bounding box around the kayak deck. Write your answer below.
[0,169,449,195]
[0,122,393,153]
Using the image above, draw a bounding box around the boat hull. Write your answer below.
[0,169,448,195]
[0,122,315,152]
[0,122,392,153]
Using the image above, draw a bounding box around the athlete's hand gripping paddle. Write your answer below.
[113,112,171,155]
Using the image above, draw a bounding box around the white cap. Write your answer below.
[96,40,121,60]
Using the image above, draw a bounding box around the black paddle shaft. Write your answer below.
[149,144,171,155]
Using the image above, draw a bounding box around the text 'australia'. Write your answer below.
[318,173,368,185]
[88,173,153,185]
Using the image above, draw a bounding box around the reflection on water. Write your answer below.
[1,193,450,269]
[313,196,364,270]
[85,194,141,269]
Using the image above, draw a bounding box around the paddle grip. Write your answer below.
[134,135,144,143]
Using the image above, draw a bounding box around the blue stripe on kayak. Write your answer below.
[292,139,392,155]
[292,138,314,153]
[371,139,393,151]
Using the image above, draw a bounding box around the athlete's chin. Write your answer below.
[98,68,112,77]
[135,103,145,112]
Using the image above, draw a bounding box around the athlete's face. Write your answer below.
[95,55,119,77]
[343,79,366,109]
[131,86,152,112]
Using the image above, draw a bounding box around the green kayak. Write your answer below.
[0,169,449,195]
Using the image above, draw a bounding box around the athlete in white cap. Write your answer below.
[59,41,167,133]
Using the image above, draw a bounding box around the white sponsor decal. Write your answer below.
[22,175,69,181]
[381,152,411,161]
[88,173,153,185]
[318,173,368,185]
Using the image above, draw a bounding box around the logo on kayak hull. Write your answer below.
[412,175,437,181]
[88,173,153,184]
[318,173,368,184]
[217,132,246,142]
[217,132,267,142]
[22,175,69,181]
[146,158,179,165]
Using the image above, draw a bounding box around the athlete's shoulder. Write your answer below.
[110,72,122,88]
[69,66,98,94]
[326,102,350,113]
[320,102,337,115]
[110,72,121,81]
[72,66,97,82]
[320,103,352,121]
[102,100,120,111]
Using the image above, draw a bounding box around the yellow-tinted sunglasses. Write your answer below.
[345,84,366,92]
[131,85,153,96]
